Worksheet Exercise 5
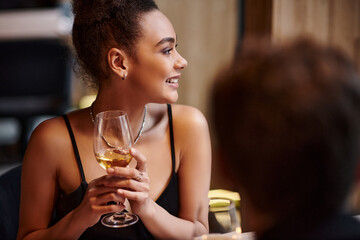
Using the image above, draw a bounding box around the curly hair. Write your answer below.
[212,38,360,220]
[71,0,158,87]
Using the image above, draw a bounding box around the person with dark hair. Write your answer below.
[212,38,360,240]
[17,0,211,239]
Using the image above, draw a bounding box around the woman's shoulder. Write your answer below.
[170,104,208,128]
[168,105,211,168]
[30,108,87,141]
[168,104,210,146]
[29,115,67,142]
[23,115,71,169]
[147,103,208,127]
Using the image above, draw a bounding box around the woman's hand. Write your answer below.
[106,147,151,216]
[72,175,126,227]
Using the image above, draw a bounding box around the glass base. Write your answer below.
[101,212,139,228]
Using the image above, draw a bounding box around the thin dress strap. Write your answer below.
[167,104,176,172]
[62,115,86,182]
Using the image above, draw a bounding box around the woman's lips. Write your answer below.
[166,77,179,88]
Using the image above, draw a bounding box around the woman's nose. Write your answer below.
[175,52,188,70]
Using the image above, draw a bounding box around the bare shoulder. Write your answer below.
[29,108,86,145]
[145,103,209,136]
[171,104,209,128]
[170,104,210,151]
[24,114,73,170]
[29,115,68,146]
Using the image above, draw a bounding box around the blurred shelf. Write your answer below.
[0,7,72,40]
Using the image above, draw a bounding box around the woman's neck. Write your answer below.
[92,86,148,143]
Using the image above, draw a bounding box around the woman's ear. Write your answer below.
[107,48,128,80]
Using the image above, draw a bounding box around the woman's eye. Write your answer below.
[163,48,173,55]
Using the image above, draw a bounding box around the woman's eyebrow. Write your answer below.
[156,37,175,46]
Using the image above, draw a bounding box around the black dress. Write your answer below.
[52,104,179,240]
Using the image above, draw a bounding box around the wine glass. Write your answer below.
[207,198,242,239]
[93,110,139,228]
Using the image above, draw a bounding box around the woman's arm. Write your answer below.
[173,105,211,237]
[17,118,126,240]
[110,105,212,239]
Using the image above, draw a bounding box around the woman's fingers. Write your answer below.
[87,185,121,197]
[103,175,149,192]
[94,148,151,214]
[90,192,126,206]
[87,179,127,205]
[89,188,125,205]
[107,166,147,181]
[89,174,115,187]
[89,168,149,194]
[77,185,126,226]
[116,188,148,202]
[90,203,126,217]
[104,147,148,188]
[130,147,147,173]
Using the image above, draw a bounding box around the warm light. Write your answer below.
[78,94,96,109]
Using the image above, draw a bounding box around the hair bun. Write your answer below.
[72,0,115,25]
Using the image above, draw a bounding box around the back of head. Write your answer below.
[71,0,158,87]
[212,38,360,220]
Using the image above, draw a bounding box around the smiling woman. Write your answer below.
[17,1,211,240]
[125,10,187,104]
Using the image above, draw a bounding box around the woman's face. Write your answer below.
[127,10,188,104]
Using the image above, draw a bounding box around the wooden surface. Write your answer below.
[156,0,238,117]
[272,0,360,69]
[244,0,273,39]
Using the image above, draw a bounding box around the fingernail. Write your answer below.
[107,168,114,173]
[131,147,136,154]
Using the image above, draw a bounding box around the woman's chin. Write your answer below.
[168,95,178,103]
[160,93,178,104]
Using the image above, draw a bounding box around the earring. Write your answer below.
[122,73,127,80]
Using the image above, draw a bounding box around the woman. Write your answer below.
[17,0,211,239]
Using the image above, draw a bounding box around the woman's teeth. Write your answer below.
[166,78,178,83]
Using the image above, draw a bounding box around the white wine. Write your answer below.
[96,149,132,169]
